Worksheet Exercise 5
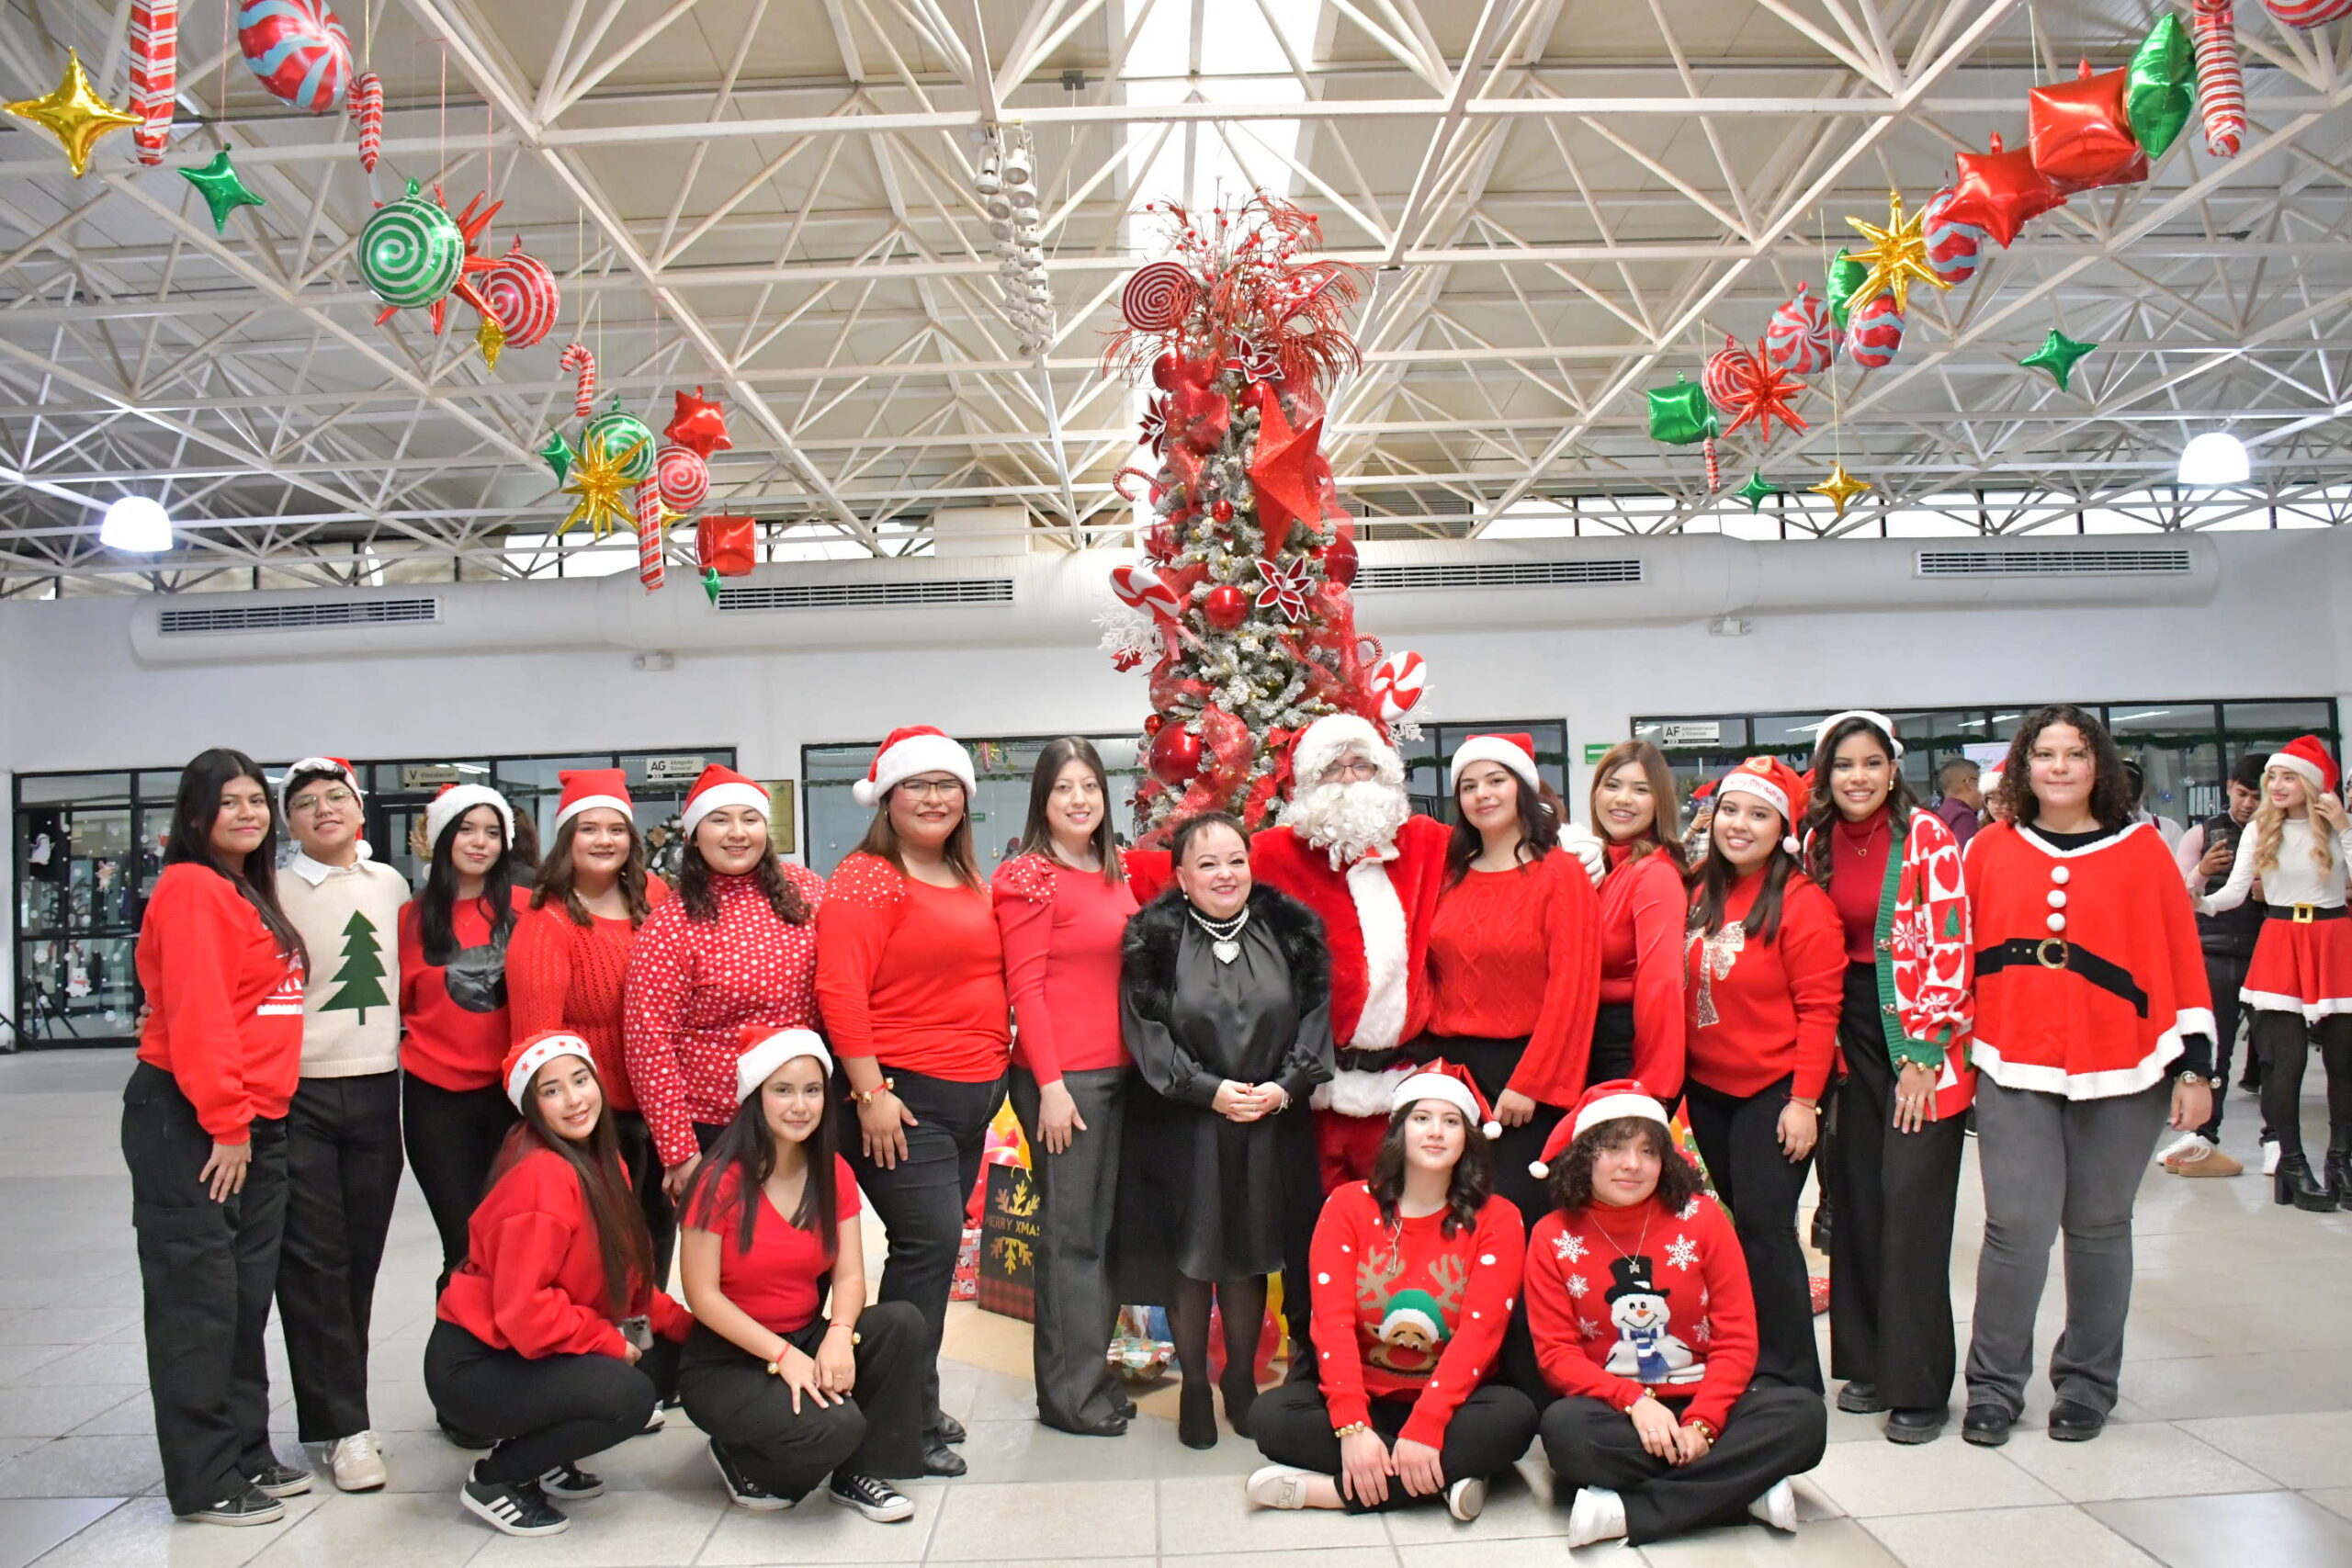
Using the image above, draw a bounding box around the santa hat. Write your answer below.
[553,768,634,833]
[1391,1060,1502,1140]
[503,1029,594,1111]
[737,1024,833,1104]
[278,756,363,815]
[681,763,770,838]
[1690,778,1717,801]
[1713,756,1809,853]
[1815,710,1905,759]
[1529,1077,1672,1179]
[1449,733,1539,795]
[424,783,514,852]
[1291,714,1401,789]
[2268,735,2339,798]
[851,727,976,808]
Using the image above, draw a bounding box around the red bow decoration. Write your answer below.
[1245,380,1327,558]
[2029,60,2149,194]
[1942,133,2066,248]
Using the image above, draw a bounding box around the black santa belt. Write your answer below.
[2265,904,2349,922]
[1334,1044,1418,1074]
[1976,938,2147,1018]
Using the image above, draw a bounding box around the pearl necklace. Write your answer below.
[1187,903,1251,964]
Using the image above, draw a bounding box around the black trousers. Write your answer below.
[1252,1381,1540,1513]
[1589,1003,1637,1087]
[1540,1385,1827,1545]
[122,1061,289,1516]
[1448,1035,1566,1233]
[678,1305,926,1499]
[423,1318,680,1484]
[612,1110,678,1286]
[2199,949,2255,1143]
[276,1070,404,1442]
[1825,964,1964,1412]
[2255,1010,2352,1160]
[1685,1075,1821,1393]
[840,1066,1005,1438]
[401,1071,519,1294]
[1009,1066,1128,1429]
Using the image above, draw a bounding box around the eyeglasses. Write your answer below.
[896,778,966,800]
[1320,757,1378,783]
[289,788,356,813]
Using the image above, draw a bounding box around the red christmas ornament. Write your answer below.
[1143,714,1163,736]
[1320,530,1359,588]
[1210,499,1235,523]
[663,387,732,458]
[1202,583,1248,630]
[2029,61,2148,194]
[1942,133,2066,249]
[1148,723,1204,786]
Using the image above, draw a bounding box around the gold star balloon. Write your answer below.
[6,51,142,177]
[557,434,646,539]
[1846,190,1952,315]
[1810,462,1874,519]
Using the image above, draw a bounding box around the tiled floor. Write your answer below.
[6,1048,2350,1566]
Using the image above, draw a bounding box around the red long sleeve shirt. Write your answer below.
[506,877,670,1114]
[1599,844,1690,1100]
[1307,1182,1524,1448]
[135,863,306,1142]
[398,888,531,1093]
[1525,1193,1756,1434]
[1423,854,1602,1106]
[814,853,1011,1084]
[1683,871,1844,1102]
[622,868,826,1168]
[1826,809,1894,964]
[436,1145,691,1359]
[989,853,1136,1081]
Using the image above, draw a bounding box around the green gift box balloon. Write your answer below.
[1647,375,1718,446]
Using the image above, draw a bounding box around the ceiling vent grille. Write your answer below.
[157,597,440,635]
[1355,558,1645,592]
[1915,547,2194,578]
[715,578,1015,612]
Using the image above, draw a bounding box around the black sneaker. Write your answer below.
[247,1461,313,1499]
[439,1420,494,1450]
[461,1472,570,1537]
[537,1462,604,1500]
[827,1472,915,1523]
[183,1485,286,1528]
[710,1440,793,1511]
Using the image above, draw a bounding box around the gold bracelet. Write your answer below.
[846,1077,896,1106]
[1333,1422,1371,1438]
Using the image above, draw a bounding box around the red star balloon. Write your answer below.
[374,189,502,335]
[663,387,732,457]
[1942,133,2066,249]
[1716,344,1809,442]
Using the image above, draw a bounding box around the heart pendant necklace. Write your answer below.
[1188,904,1251,964]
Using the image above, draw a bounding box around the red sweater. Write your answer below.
[507,877,671,1114]
[990,853,1137,1080]
[1598,844,1690,1100]
[1683,871,1844,1101]
[1423,854,1602,1106]
[438,1145,691,1359]
[1827,809,1894,964]
[135,863,306,1142]
[815,853,1011,1084]
[622,868,826,1168]
[1307,1182,1523,1448]
[398,888,531,1093]
[1525,1193,1756,1434]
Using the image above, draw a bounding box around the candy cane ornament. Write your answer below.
[635,479,666,592]
[558,343,595,418]
[1703,437,1722,493]
[348,71,382,172]
[130,1,176,165]
[2191,2,2245,159]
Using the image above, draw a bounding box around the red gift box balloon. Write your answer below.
[695,514,756,577]
[2030,61,2148,193]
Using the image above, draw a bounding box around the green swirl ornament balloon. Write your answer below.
[358,178,462,309]
[583,400,656,482]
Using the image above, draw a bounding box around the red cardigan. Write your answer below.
[1682,870,1844,1102]
[990,853,1137,1080]
[506,877,669,1114]
[135,863,306,1141]
[1598,843,1690,1100]
[815,853,1011,1083]
[1422,853,1601,1105]
[398,887,531,1093]
[437,1145,692,1359]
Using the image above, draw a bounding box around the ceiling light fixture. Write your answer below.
[2177,431,2248,487]
[99,495,172,551]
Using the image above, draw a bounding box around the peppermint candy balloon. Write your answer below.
[1702,336,1756,412]
[348,69,382,172]
[357,179,462,309]
[1763,283,1837,374]
[1368,650,1428,722]
[1846,294,1906,371]
[130,1,176,165]
[1121,261,1197,333]
[237,0,352,114]
[478,238,560,348]
[1922,188,1988,288]
[584,408,657,481]
[654,444,708,512]
[1110,562,1183,622]
[2265,0,2352,26]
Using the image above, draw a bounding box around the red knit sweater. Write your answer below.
[815,853,1011,1084]
[507,876,671,1114]
[135,863,306,1141]
[1683,871,1844,1101]
[1423,854,1602,1105]
[1827,809,1894,964]
[1525,1193,1756,1434]
[622,868,826,1168]
[1598,843,1690,1100]
[1307,1181,1523,1447]
[990,853,1137,1080]
[398,887,531,1094]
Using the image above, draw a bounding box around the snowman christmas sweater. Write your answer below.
[1525,1193,1756,1435]
[1306,1181,1524,1448]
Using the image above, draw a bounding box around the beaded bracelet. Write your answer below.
[846,1077,896,1106]
[1333,1422,1371,1438]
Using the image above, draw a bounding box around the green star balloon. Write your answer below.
[1647,375,1717,446]
[1826,248,1869,330]
[702,565,723,604]
[2020,329,2098,392]
[2127,15,2194,161]
[179,149,266,233]
[537,430,576,484]
[1737,470,1781,512]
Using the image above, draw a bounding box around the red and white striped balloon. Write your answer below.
[1922,188,1989,288]
[1368,649,1428,721]
[237,0,352,114]
[1702,336,1757,412]
[654,444,708,512]
[2264,0,2352,28]
[1763,283,1837,374]
[479,239,560,348]
[558,343,595,418]
[634,480,665,593]
[348,70,382,172]
[130,1,176,165]
[1846,295,1906,371]
[2192,3,2245,159]
[1110,562,1183,622]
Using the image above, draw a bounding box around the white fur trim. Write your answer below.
[554,794,633,832]
[1316,1064,1415,1117]
[507,1034,594,1111]
[2271,752,2327,794]
[852,732,976,808]
[1292,715,1399,790]
[1713,772,1790,822]
[683,781,770,837]
[1346,858,1410,1052]
[1970,1011,2207,1100]
[2241,989,2352,1022]
[737,1029,833,1104]
[425,784,514,852]
[1393,1072,1499,1138]
[1816,710,1905,758]
[1572,1091,1671,1142]
[1449,737,1539,793]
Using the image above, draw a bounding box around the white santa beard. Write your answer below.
[1283,779,1412,866]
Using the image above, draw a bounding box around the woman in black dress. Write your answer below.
[1117,812,1332,1450]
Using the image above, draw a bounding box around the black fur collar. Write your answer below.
[1121,884,1329,1018]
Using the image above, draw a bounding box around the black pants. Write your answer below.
[840,1066,1005,1438]
[1825,964,1964,1412]
[1685,1075,1821,1393]
[1252,1381,1539,1513]
[613,1110,678,1285]
[122,1061,290,1516]
[2199,949,2255,1143]
[401,1071,518,1294]
[276,1071,404,1442]
[1448,1035,1566,1232]
[423,1318,680,1484]
[1009,1066,1128,1429]
[1540,1385,1826,1545]
[678,1305,926,1499]
[2255,1010,2352,1160]
[1589,1004,1637,1087]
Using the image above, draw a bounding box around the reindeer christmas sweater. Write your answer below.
[1306,1181,1524,1447]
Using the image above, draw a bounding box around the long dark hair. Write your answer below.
[494,1055,653,1321]
[164,748,307,972]
[1801,715,1919,887]
[1547,1115,1706,1216]
[1588,739,1687,873]
[1690,799,1797,944]
[534,815,654,927]
[679,825,810,924]
[1995,704,2132,829]
[682,1065,842,1261]
[1368,1100,1493,1237]
[419,807,516,965]
[1444,762,1560,887]
[1015,737,1124,884]
[854,793,985,891]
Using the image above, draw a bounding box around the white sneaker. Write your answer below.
[1244,1464,1317,1510]
[2263,1139,2282,1176]
[328,1432,386,1493]
[2154,1131,2203,1167]
[1446,1476,1487,1521]
[1566,1485,1628,1548]
[1748,1478,1798,1532]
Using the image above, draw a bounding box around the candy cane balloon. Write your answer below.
[2264,0,2352,27]
[2192,2,2245,159]
[558,343,595,419]
[130,1,177,165]
[348,70,382,173]
[634,479,665,593]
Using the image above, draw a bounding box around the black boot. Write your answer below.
[1177,1381,1217,1450]
[2324,1146,2352,1204]
[2274,1152,2337,1212]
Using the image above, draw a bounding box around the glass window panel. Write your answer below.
[800,737,1148,879]
[495,754,616,851]
[18,773,130,807]
[1414,721,1567,820]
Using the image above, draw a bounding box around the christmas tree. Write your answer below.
[1101,195,1425,843]
[320,908,390,1022]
